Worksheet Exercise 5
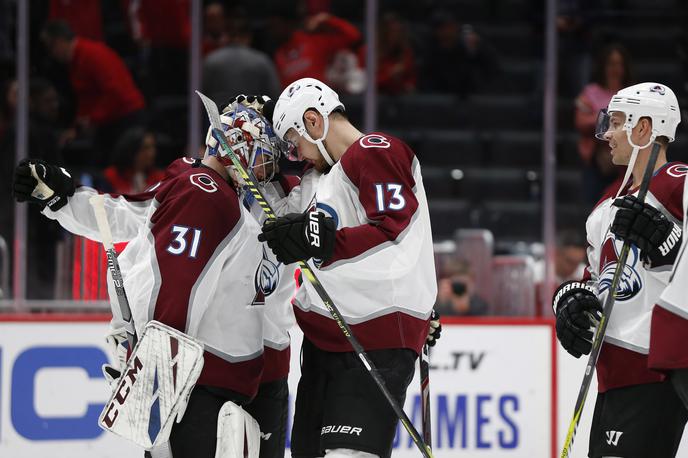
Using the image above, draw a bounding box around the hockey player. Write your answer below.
[204,103,299,458]
[607,101,688,409]
[255,78,437,458]
[12,110,283,457]
[553,82,688,457]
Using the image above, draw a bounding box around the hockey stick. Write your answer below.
[196,91,433,458]
[89,194,138,351]
[560,142,661,457]
[419,344,432,450]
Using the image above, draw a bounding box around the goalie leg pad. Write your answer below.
[215,401,261,458]
[99,320,205,449]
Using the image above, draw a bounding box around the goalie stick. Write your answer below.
[89,194,137,350]
[196,91,434,458]
[559,142,661,457]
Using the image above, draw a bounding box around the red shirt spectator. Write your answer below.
[135,0,190,48]
[49,0,103,41]
[375,13,416,95]
[69,37,145,125]
[274,13,361,87]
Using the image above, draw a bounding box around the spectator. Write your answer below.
[574,43,633,205]
[435,258,489,316]
[271,9,362,87]
[534,229,587,315]
[132,0,191,96]
[202,13,281,106]
[49,0,103,41]
[421,11,500,96]
[41,20,146,166]
[375,12,416,95]
[202,1,230,56]
[0,78,69,300]
[556,0,593,96]
[104,128,164,194]
[1,78,69,168]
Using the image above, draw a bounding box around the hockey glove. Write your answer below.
[101,327,129,388]
[611,195,682,267]
[426,309,442,347]
[224,94,275,121]
[553,281,602,358]
[13,159,75,211]
[258,211,336,265]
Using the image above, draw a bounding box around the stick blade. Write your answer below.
[195,90,222,131]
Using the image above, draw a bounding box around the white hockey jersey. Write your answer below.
[583,162,687,391]
[649,165,688,371]
[43,159,266,397]
[242,174,302,382]
[285,133,437,354]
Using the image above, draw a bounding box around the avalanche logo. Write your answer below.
[189,173,218,193]
[649,85,666,95]
[666,163,688,178]
[598,233,643,301]
[287,83,301,98]
[359,134,391,149]
[253,245,280,305]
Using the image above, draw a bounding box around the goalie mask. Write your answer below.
[205,104,286,184]
[594,82,681,196]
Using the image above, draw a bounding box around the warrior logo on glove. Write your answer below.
[13,159,76,211]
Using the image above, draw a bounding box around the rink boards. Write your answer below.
[0,315,685,457]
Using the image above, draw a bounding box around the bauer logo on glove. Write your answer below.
[258,210,336,265]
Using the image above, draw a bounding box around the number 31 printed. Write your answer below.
[374,183,406,211]
[167,225,202,258]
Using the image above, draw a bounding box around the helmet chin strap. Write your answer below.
[302,115,336,167]
[615,128,657,198]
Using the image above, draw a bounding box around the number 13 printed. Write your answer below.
[374,183,406,212]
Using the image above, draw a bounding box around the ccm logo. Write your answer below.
[308,212,321,247]
[321,425,363,436]
[102,356,144,427]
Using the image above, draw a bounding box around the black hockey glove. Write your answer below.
[553,281,603,358]
[13,159,75,211]
[223,94,275,121]
[426,309,442,347]
[611,195,682,267]
[258,211,336,265]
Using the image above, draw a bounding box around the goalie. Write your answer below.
[11,110,285,457]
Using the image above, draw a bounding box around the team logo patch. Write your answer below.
[666,163,688,178]
[649,85,666,95]
[252,246,280,305]
[182,157,195,164]
[287,83,301,98]
[359,134,391,149]
[598,234,643,301]
[189,173,218,193]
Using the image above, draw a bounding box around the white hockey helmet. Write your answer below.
[594,82,681,197]
[272,77,345,166]
[595,82,681,143]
